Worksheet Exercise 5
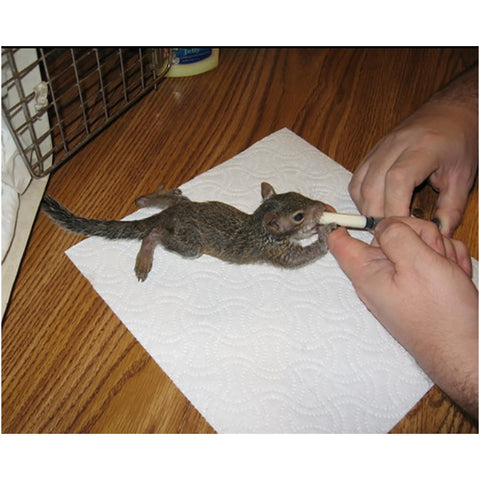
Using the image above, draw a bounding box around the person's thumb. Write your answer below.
[327,227,373,284]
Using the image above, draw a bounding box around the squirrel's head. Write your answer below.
[259,183,331,240]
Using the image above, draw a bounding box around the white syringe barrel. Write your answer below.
[319,212,380,229]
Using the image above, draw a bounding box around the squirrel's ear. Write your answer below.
[261,182,276,200]
[264,211,294,234]
[263,211,281,233]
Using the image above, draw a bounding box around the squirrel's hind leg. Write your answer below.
[134,225,203,281]
[135,227,164,281]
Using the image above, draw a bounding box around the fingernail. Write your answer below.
[432,218,441,229]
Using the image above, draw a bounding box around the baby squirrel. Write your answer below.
[42,182,336,281]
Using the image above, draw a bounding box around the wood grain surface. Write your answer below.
[2,48,478,433]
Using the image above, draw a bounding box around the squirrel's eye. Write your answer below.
[293,212,304,222]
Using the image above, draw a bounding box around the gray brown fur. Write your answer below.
[41,183,335,281]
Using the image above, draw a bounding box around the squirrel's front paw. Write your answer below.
[135,187,184,208]
[325,223,337,234]
[156,183,182,196]
[317,223,337,242]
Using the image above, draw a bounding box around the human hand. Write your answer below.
[327,217,478,417]
[349,68,478,237]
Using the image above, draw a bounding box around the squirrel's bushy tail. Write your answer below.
[41,195,154,240]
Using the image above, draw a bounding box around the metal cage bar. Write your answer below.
[1,47,173,178]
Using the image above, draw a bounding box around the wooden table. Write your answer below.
[2,48,478,433]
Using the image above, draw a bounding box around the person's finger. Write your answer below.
[408,217,472,275]
[383,149,438,217]
[450,238,473,277]
[433,179,471,237]
[374,217,472,276]
[349,137,405,217]
[374,218,443,273]
[348,160,369,206]
[374,217,446,257]
[441,236,458,265]
[405,217,447,257]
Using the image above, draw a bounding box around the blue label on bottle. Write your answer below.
[173,48,213,65]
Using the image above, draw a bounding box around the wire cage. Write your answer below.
[2,48,173,178]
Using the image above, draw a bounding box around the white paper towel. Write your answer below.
[66,128,476,433]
